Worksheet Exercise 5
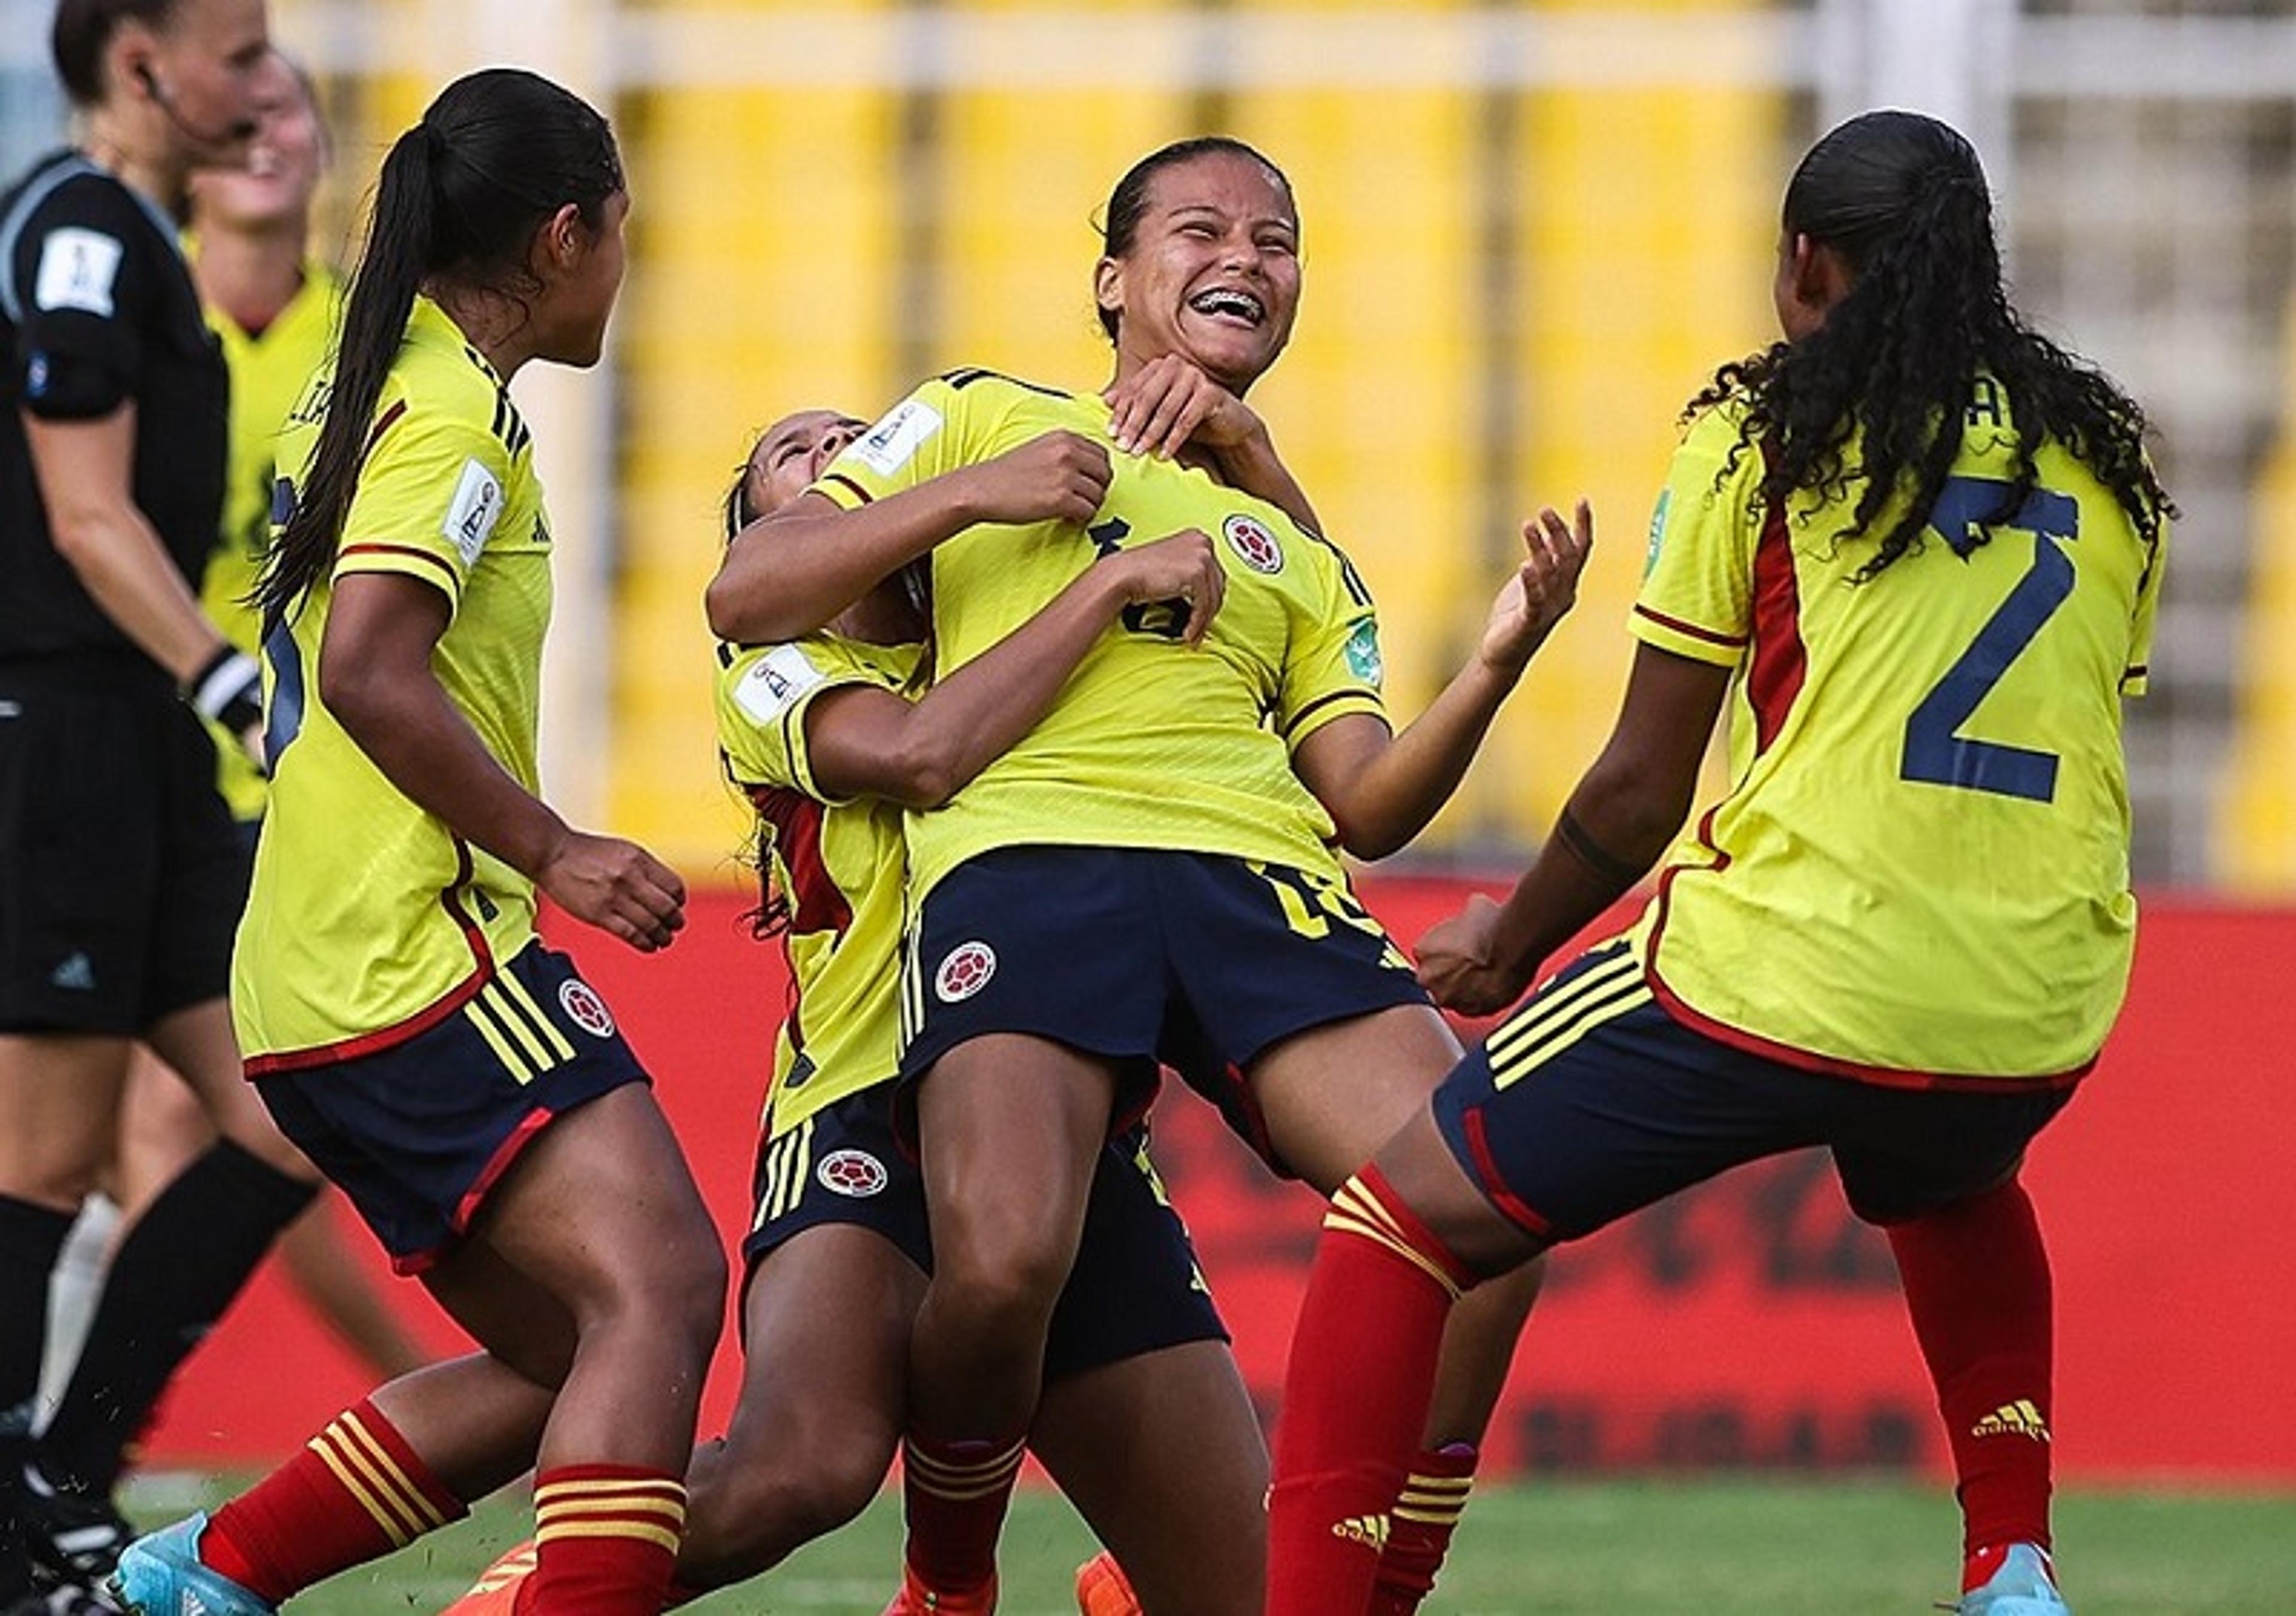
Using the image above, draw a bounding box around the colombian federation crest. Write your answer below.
[817,1149,890,1198]
[934,941,997,1002]
[558,978,616,1038]
[1223,513,1284,575]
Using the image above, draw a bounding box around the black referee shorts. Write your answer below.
[0,672,248,1035]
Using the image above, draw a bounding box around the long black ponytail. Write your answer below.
[260,68,621,622]
[1687,109,2172,580]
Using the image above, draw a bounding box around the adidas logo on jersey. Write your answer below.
[1329,1513,1391,1551]
[1971,1399,2051,1442]
[49,952,96,992]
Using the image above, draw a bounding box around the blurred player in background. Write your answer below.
[1265,109,2173,1616]
[710,135,1585,1615]
[170,43,426,1386]
[0,2,327,1609]
[112,67,723,1616]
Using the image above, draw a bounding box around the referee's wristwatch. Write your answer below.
[185,644,264,736]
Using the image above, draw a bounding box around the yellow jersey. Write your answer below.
[814,370,1385,902]
[1627,380,2166,1083]
[198,257,338,820]
[714,633,921,1138]
[234,295,551,1070]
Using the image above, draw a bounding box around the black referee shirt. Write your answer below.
[0,150,227,672]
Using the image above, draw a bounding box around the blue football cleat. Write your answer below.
[106,1517,272,1616]
[1957,1542,2069,1615]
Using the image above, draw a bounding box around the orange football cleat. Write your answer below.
[1073,1550,1142,1616]
[880,1564,999,1615]
[436,1539,538,1615]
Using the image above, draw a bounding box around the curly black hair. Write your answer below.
[1686,109,2172,581]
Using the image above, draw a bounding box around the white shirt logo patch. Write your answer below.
[734,644,828,725]
[850,399,943,477]
[444,459,504,565]
[33,228,124,318]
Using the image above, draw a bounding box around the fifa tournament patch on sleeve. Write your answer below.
[32,227,124,318]
[733,644,828,725]
[1345,618,1384,686]
[443,458,505,565]
[1645,487,1672,577]
[851,398,943,477]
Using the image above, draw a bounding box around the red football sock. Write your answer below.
[1268,1169,1471,1616]
[518,1465,686,1615]
[201,1399,466,1603]
[1885,1178,2055,1577]
[1370,1441,1479,1615]
[898,1431,1026,1592]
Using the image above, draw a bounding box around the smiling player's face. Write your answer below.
[1097,150,1301,397]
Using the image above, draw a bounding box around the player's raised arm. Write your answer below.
[1293,500,1592,861]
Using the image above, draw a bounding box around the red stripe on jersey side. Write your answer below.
[244,843,499,1076]
[748,786,853,938]
[1631,604,1747,650]
[1744,490,1807,753]
[1643,968,2095,1094]
[1639,805,2095,1093]
[438,837,497,972]
[1458,1108,1554,1239]
[242,971,488,1077]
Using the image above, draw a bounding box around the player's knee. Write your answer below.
[662,1240,731,1352]
[931,1235,1071,1341]
[598,1234,726,1358]
[684,1435,883,1583]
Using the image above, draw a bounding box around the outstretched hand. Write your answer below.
[1480,500,1593,674]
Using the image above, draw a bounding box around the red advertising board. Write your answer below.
[138,882,2295,1484]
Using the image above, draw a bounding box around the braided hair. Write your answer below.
[1686,109,2172,580]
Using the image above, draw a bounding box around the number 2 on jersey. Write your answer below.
[1900,476,2078,804]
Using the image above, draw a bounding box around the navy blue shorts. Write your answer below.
[0,676,249,1033]
[1431,939,2078,1240]
[255,943,649,1272]
[744,1083,1227,1380]
[897,846,1430,1173]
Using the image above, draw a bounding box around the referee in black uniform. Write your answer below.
[0,5,320,1610]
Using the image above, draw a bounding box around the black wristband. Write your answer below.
[185,645,263,735]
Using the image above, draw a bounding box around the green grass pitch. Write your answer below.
[124,1472,2295,1613]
